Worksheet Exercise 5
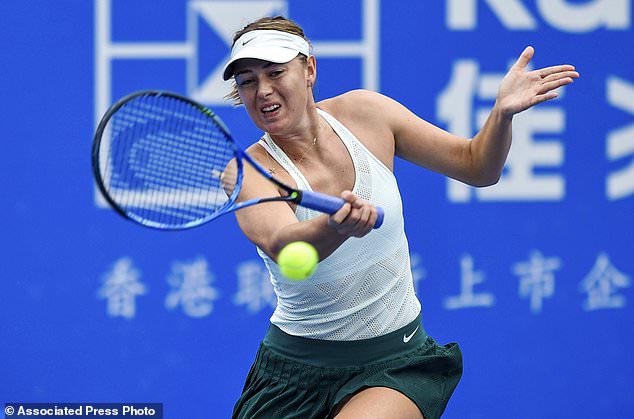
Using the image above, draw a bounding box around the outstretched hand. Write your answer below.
[496,46,579,117]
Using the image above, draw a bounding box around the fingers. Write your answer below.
[537,64,578,79]
[515,46,580,82]
[513,46,534,70]
[328,190,378,237]
[532,74,578,105]
[498,46,579,115]
[542,70,579,82]
[219,160,238,196]
[538,76,575,95]
[533,68,579,101]
[531,91,559,107]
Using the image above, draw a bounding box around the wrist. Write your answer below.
[492,101,515,122]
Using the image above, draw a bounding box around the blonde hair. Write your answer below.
[224,16,311,105]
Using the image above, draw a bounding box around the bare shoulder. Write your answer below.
[318,89,413,137]
[245,139,266,159]
[318,89,395,122]
[318,90,398,169]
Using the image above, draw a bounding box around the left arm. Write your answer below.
[392,46,579,186]
[468,46,579,185]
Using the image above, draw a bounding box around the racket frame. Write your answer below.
[92,90,363,230]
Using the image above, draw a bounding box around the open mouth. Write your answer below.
[261,104,281,114]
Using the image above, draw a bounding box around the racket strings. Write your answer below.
[99,93,237,228]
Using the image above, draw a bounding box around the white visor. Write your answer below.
[223,29,311,80]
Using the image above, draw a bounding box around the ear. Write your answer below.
[306,55,317,88]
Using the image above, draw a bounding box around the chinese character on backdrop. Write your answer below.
[513,250,562,314]
[580,253,631,311]
[606,76,634,200]
[444,254,495,310]
[234,261,276,313]
[165,257,219,318]
[97,257,147,319]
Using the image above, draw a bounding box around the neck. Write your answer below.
[269,110,324,155]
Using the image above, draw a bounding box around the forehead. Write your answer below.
[232,58,276,75]
[232,56,305,78]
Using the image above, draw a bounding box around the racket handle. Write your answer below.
[298,191,384,229]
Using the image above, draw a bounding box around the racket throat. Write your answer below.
[288,191,302,203]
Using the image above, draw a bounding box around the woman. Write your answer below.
[223,16,578,419]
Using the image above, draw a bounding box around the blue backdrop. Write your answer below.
[2,1,633,418]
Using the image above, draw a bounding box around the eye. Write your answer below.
[269,68,285,78]
[235,76,254,87]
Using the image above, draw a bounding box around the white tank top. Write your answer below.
[257,108,421,340]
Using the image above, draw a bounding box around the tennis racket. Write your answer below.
[92,90,384,230]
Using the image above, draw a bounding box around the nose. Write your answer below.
[257,76,273,98]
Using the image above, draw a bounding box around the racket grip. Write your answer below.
[298,191,384,229]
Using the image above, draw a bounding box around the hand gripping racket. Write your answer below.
[92,90,384,230]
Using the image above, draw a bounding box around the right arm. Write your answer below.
[233,149,378,261]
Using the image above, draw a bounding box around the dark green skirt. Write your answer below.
[232,315,462,419]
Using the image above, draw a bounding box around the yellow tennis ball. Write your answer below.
[277,241,319,281]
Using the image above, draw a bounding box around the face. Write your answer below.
[233,55,316,136]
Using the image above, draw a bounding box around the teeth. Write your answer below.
[262,105,280,112]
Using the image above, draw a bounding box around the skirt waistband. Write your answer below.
[262,315,427,367]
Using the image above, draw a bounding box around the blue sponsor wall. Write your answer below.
[1,1,633,418]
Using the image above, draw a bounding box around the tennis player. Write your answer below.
[224,16,578,419]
